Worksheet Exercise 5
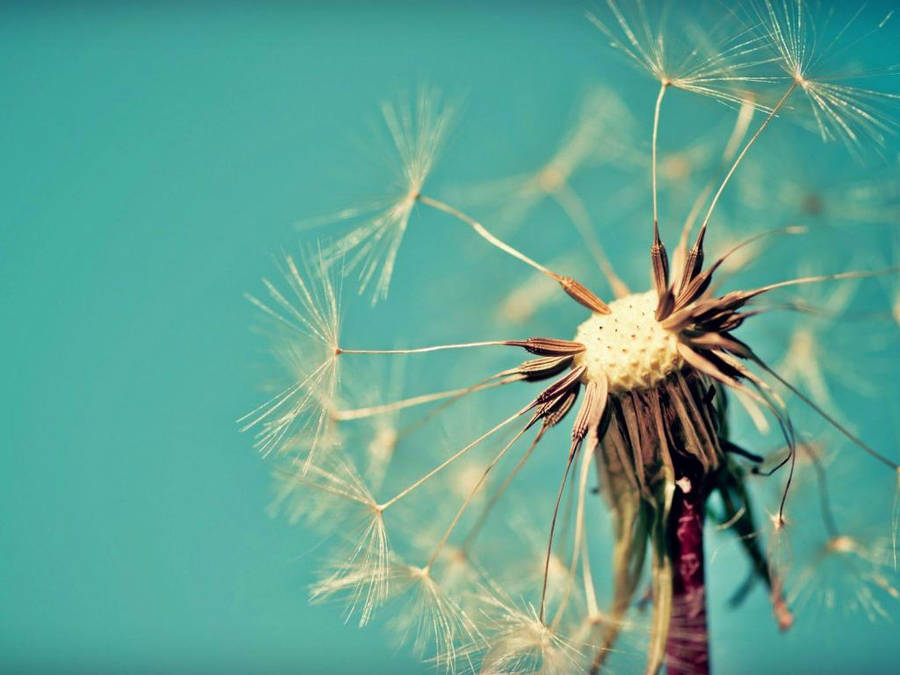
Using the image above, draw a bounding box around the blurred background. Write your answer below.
[2,2,898,673]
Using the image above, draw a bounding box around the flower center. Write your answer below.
[572,290,682,394]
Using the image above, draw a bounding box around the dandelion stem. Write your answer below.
[379,406,529,511]
[665,463,710,675]
[697,83,798,238]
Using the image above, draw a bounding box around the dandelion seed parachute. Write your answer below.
[239,249,341,463]
[747,0,900,154]
[318,85,456,304]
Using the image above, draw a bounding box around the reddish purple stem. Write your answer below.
[665,472,710,675]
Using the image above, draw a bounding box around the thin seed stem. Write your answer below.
[551,442,595,629]
[673,184,713,276]
[462,428,546,550]
[425,423,533,569]
[652,81,668,234]
[550,183,630,298]
[539,445,580,623]
[673,100,754,273]
[708,225,806,277]
[748,266,900,299]
[698,83,798,238]
[754,357,899,470]
[379,406,529,511]
[338,340,511,356]
[418,194,554,276]
[418,193,609,313]
[334,375,520,421]
[395,375,525,443]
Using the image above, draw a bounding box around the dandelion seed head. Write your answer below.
[573,290,681,393]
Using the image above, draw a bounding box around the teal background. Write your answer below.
[2,2,898,673]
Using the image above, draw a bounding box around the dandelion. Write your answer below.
[243,2,900,672]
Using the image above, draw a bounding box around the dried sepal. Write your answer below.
[530,367,586,412]
[507,355,574,381]
[507,337,587,356]
[651,222,670,297]
[555,275,611,314]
